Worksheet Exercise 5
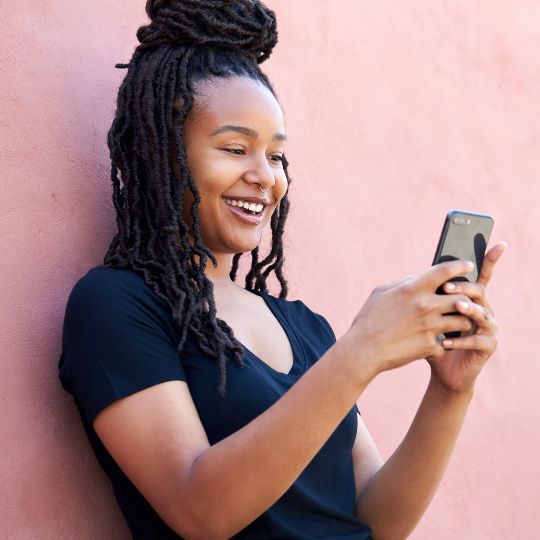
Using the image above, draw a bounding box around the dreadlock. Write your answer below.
[104,0,292,397]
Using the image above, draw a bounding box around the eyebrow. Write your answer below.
[209,124,287,142]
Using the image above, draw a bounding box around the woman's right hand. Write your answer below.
[339,259,477,378]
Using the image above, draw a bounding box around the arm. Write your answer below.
[94,340,373,540]
[353,242,506,539]
[93,258,495,540]
[353,377,473,540]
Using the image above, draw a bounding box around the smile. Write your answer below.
[222,197,265,224]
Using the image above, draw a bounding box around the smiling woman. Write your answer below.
[178,76,288,255]
[58,1,506,539]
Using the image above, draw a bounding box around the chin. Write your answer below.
[232,241,260,254]
[226,234,263,254]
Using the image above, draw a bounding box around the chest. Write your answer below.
[215,294,294,374]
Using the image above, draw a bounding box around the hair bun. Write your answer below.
[137,0,278,63]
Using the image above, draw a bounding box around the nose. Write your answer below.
[242,153,275,192]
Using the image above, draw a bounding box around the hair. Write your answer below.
[104,0,291,396]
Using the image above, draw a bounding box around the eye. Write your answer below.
[268,154,284,163]
[223,148,246,155]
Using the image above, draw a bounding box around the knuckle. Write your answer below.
[471,334,483,347]
[398,280,415,295]
[372,284,384,295]
[419,317,433,332]
[415,298,432,315]
[432,345,445,358]
[438,264,455,281]
[425,332,438,348]
[463,318,474,332]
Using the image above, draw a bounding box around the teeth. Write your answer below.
[223,198,264,213]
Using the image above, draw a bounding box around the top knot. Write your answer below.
[137,0,278,63]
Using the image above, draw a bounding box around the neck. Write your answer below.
[175,232,248,294]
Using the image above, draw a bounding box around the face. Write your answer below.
[176,76,288,256]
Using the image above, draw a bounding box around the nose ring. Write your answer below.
[258,184,269,193]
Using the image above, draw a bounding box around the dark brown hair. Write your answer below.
[104,0,291,396]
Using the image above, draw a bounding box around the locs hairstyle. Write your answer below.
[104,0,291,396]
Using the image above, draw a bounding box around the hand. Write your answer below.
[341,259,493,380]
[426,241,508,394]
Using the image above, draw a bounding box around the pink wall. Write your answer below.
[2,1,538,538]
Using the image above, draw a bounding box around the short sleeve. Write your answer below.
[58,267,186,425]
[313,312,337,345]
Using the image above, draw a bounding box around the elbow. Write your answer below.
[170,498,237,540]
[363,521,417,540]
[169,503,231,540]
[170,454,247,539]
[355,505,415,540]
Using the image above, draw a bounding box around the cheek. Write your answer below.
[276,172,289,200]
[188,153,238,194]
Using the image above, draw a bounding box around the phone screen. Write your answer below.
[432,210,494,283]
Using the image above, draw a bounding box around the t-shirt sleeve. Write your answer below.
[58,268,187,425]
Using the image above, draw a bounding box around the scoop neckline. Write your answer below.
[96,267,305,376]
[243,290,307,377]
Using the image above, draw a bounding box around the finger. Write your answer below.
[423,259,475,292]
[477,241,508,287]
[433,292,475,314]
[440,283,495,318]
[441,333,495,352]
[435,314,475,335]
[455,300,497,333]
[442,281,487,306]
[381,274,415,292]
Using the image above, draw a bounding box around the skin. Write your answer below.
[174,76,288,301]
[93,74,507,539]
[350,243,507,538]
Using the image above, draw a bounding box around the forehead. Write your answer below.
[189,76,285,134]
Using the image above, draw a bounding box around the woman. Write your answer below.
[58,1,506,539]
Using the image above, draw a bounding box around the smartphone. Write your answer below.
[432,210,494,338]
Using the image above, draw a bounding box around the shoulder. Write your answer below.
[262,292,337,342]
[59,265,186,424]
[68,264,148,303]
[63,264,175,340]
[68,264,165,310]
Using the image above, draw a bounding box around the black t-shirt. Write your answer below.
[58,265,373,539]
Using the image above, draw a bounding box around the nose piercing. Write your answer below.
[258,184,269,193]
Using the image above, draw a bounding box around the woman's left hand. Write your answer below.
[426,241,508,394]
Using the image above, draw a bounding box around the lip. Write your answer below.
[223,199,265,225]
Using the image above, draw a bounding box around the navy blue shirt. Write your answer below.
[58,265,373,539]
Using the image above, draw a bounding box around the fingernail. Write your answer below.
[442,339,453,347]
[445,282,456,291]
[466,261,475,269]
[457,300,469,311]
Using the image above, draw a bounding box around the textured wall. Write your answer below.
[1,1,538,538]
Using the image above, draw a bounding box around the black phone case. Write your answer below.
[432,210,494,338]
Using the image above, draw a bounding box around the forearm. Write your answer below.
[181,341,374,540]
[354,374,474,540]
